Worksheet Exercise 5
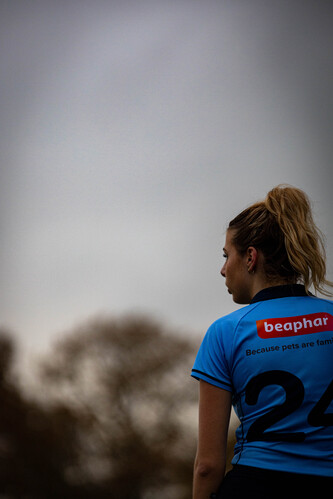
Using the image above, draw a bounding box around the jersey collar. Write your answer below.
[250,284,309,304]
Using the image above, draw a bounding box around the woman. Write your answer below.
[191,185,333,499]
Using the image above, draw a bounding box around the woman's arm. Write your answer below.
[193,380,232,499]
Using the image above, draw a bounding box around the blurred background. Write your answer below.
[1,0,333,497]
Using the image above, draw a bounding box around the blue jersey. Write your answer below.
[191,285,333,476]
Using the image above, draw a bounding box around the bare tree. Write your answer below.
[39,314,199,499]
[0,332,84,498]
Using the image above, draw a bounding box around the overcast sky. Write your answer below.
[1,0,333,359]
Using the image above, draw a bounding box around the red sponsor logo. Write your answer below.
[256,312,333,339]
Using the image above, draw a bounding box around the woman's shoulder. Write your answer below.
[209,302,260,331]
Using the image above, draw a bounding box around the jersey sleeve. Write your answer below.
[191,319,233,392]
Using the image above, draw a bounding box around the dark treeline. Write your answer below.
[0,315,236,498]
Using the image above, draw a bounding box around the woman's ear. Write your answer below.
[246,246,258,273]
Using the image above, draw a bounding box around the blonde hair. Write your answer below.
[228,185,333,296]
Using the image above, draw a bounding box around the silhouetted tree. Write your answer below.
[0,316,237,498]
[39,314,199,499]
[0,331,85,498]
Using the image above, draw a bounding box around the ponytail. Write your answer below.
[228,185,333,296]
